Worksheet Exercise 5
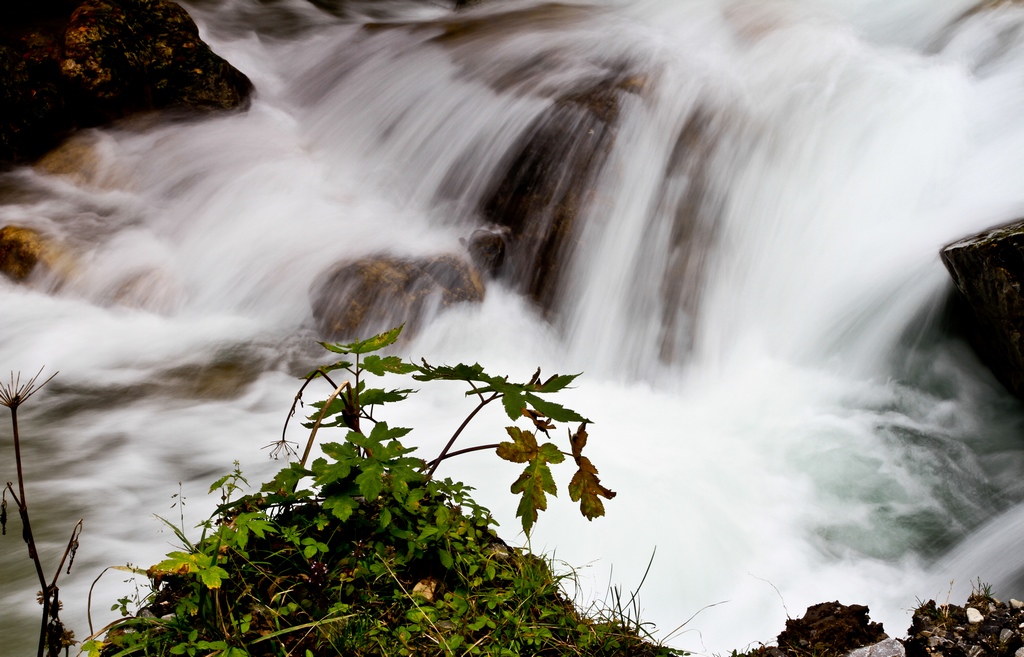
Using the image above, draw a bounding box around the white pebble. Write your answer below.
[967,607,984,624]
[1012,599,1024,610]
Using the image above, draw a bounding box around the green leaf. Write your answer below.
[349,325,405,354]
[523,393,589,423]
[412,361,485,382]
[358,387,414,407]
[200,565,230,589]
[311,457,353,488]
[439,550,454,569]
[361,355,418,376]
[151,551,229,589]
[501,388,527,421]
[510,459,557,535]
[355,461,385,501]
[536,373,580,393]
[324,494,359,521]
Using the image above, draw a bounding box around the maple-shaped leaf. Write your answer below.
[510,459,557,535]
[501,430,564,534]
[567,457,615,521]
[360,355,418,376]
[496,426,538,463]
[324,494,359,522]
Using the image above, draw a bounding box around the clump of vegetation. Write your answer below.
[81,326,678,656]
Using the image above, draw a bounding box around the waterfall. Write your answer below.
[3,0,1024,653]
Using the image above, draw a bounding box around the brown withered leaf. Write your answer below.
[568,454,616,521]
[569,423,588,460]
[523,408,555,432]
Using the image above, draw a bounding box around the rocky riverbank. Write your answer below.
[749,593,1024,657]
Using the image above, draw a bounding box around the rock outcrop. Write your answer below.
[0,0,252,164]
[310,254,485,341]
[941,220,1024,399]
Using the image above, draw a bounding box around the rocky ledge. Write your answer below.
[749,594,1024,657]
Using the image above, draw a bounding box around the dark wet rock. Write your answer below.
[0,225,47,281]
[740,601,888,657]
[941,220,1024,400]
[776,602,888,656]
[463,226,508,276]
[0,31,72,163]
[60,0,253,113]
[310,254,485,340]
[0,0,252,164]
[479,73,639,312]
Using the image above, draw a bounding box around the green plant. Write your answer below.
[1,369,81,657]
[82,327,678,656]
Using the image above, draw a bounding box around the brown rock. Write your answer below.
[310,254,484,340]
[0,225,46,281]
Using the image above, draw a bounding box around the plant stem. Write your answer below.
[424,393,499,481]
[9,405,49,657]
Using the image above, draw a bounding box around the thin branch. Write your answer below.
[424,392,500,481]
[424,443,501,468]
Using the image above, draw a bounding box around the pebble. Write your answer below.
[1013,599,1024,610]
[1001,629,1013,643]
[1016,648,1024,657]
[967,608,984,624]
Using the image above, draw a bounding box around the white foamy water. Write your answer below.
[4,0,1024,654]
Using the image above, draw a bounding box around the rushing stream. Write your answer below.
[5,0,1024,653]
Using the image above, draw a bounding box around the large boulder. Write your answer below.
[60,0,253,113]
[0,32,71,163]
[310,254,485,341]
[0,0,252,164]
[942,220,1024,399]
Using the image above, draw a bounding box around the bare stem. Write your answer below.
[424,392,499,481]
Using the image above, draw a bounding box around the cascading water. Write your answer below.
[4,0,1024,653]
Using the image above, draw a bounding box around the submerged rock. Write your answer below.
[480,72,639,311]
[941,220,1024,400]
[310,254,484,340]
